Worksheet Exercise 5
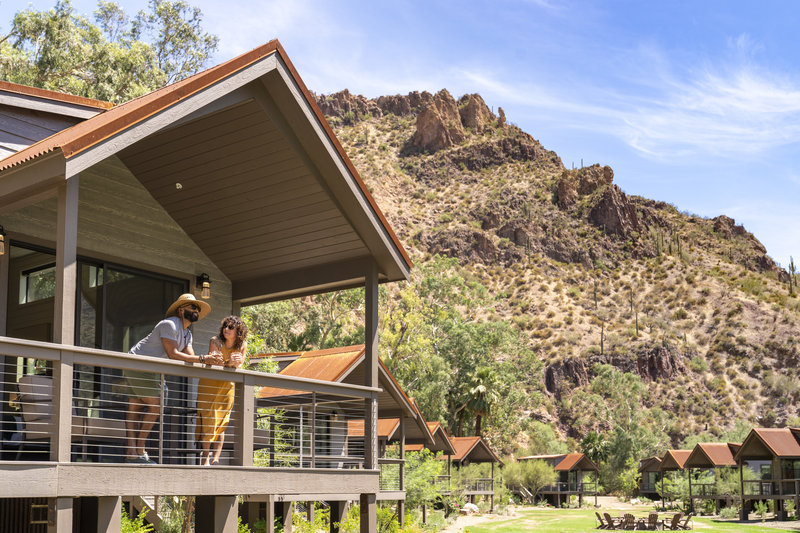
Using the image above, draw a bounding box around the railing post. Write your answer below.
[52,351,73,463]
[234,374,254,467]
[311,392,316,468]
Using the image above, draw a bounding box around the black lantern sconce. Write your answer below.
[196,273,211,299]
[0,225,6,256]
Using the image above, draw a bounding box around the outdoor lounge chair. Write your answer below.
[677,513,692,530]
[16,375,85,460]
[621,513,637,530]
[662,512,683,530]
[603,512,620,530]
[595,511,610,529]
[644,511,659,530]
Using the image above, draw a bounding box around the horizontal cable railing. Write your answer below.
[542,481,595,493]
[434,475,451,493]
[378,458,403,491]
[742,478,800,497]
[464,477,493,493]
[0,337,377,469]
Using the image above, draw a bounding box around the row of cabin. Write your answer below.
[638,427,800,520]
[0,38,486,533]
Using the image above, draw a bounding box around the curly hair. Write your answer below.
[217,315,248,351]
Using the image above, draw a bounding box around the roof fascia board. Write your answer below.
[259,59,410,282]
[0,91,103,119]
[0,152,65,207]
[65,54,279,177]
[378,365,417,419]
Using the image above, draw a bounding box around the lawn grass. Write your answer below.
[462,508,800,533]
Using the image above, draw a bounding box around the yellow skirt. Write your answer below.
[196,378,234,444]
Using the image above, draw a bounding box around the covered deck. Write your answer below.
[0,39,411,532]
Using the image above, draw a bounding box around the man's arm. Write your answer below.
[161,338,213,364]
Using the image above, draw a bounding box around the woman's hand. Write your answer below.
[229,352,244,367]
[204,353,223,365]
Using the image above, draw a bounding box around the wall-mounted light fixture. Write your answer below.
[196,273,211,299]
[0,225,6,256]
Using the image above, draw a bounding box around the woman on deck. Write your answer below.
[196,315,247,466]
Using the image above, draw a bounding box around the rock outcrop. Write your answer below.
[458,94,494,133]
[588,184,642,238]
[556,164,614,209]
[412,89,467,152]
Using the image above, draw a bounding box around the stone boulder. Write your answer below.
[412,89,466,152]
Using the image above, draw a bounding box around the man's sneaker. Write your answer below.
[127,452,155,464]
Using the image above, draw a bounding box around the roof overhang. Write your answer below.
[0,40,411,303]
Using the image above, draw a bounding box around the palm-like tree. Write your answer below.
[466,367,500,436]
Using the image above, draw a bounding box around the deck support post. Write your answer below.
[96,496,121,533]
[48,497,73,533]
[240,501,261,532]
[688,468,693,514]
[359,493,376,533]
[329,501,348,533]
[362,261,378,533]
[274,501,293,533]
[196,496,237,533]
[739,461,746,520]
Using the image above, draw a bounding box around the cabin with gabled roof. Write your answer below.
[0,39,411,533]
[638,455,662,500]
[518,453,598,507]
[734,427,800,520]
[683,442,741,513]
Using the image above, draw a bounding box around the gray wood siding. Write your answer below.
[1,157,230,346]
[0,105,81,155]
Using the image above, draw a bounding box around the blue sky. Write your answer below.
[4,0,800,268]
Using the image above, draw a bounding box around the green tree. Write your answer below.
[503,459,557,502]
[0,0,217,103]
[464,366,501,436]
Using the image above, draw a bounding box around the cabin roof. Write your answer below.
[638,456,662,472]
[518,453,598,472]
[659,450,691,470]
[0,40,411,303]
[684,443,740,468]
[735,428,800,461]
[448,436,502,465]
[0,80,114,113]
[255,344,432,444]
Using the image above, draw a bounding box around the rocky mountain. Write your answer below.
[314,88,800,447]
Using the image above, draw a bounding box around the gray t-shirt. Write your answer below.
[128,316,192,359]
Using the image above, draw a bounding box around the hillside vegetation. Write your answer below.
[246,88,800,491]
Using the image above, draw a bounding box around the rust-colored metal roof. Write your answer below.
[448,436,502,464]
[660,450,691,470]
[257,345,364,398]
[518,453,598,472]
[738,428,800,459]
[0,39,412,271]
[347,418,400,439]
[0,80,114,110]
[638,456,662,472]
[685,443,740,468]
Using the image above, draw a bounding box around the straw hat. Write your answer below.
[165,293,211,320]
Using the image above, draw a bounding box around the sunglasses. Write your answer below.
[185,304,201,312]
[224,324,236,330]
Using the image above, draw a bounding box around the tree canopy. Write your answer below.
[0,0,218,103]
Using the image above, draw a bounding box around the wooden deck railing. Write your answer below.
[0,337,378,470]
